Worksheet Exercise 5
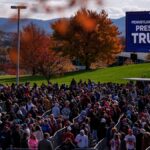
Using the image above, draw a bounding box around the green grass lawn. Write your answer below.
[0,63,150,85]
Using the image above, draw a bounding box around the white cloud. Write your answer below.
[104,0,150,18]
[0,0,150,19]
[105,7,124,19]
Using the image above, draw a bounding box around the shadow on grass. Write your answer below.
[0,69,99,84]
[53,69,98,79]
[0,75,45,84]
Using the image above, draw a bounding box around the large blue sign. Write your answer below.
[126,11,150,52]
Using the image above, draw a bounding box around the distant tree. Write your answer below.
[21,23,50,75]
[10,23,50,75]
[52,9,123,70]
[9,23,74,81]
[36,50,74,82]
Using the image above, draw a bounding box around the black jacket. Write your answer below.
[38,139,53,150]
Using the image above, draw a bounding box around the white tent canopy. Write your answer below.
[124,78,150,81]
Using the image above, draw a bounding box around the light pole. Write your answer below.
[11,6,27,85]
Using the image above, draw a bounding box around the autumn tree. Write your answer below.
[52,9,123,70]
[10,23,50,75]
[21,23,50,75]
[36,49,74,82]
[9,23,74,81]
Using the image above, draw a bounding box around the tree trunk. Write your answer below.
[45,74,51,84]
[85,65,90,70]
[32,67,36,76]
[85,59,90,70]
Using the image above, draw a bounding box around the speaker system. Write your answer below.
[130,53,137,62]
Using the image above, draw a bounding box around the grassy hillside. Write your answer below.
[0,63,150,85]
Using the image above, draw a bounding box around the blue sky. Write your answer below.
[0,0,150,20]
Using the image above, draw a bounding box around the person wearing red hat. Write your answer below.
[62,126,75,143]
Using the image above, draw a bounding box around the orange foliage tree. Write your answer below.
[10,23,49,75]
[37,50,74,82]
[52,9,123,70]
[10,23,73,81]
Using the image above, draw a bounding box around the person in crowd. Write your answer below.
[22,123,31,138]
[110,133,121,150]
[11,124,21,148]
[58,138,76,150]
[136,128,144,150]
[41,119,52,134]
[0,125,11,150]
[124,129,136,150]
[28,133,38,150]
[38,132,53,150]
[61,101,71,120]
[49,114,58,135]
[33,125,44,141]
[21,132,29,148]
[75,129,88,148]
[120,132,126,150]
[52,103,60,118]
[43,96,51,111]
[62,126,75,143]
[71,122,80,137]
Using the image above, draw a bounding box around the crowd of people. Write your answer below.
[0,79,149,150]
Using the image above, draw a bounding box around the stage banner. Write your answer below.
[126,11,150,52]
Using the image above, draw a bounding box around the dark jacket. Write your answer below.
[38,139,53,150]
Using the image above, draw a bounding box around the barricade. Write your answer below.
[51,114,81,150]
[94,114,123,150]
[50,127,66,149]
[94,138,107,150]
[73,114,80,123]
[146,146,150,150]
[41,109,52,118]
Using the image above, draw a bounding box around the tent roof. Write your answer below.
[124,78,150,81]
